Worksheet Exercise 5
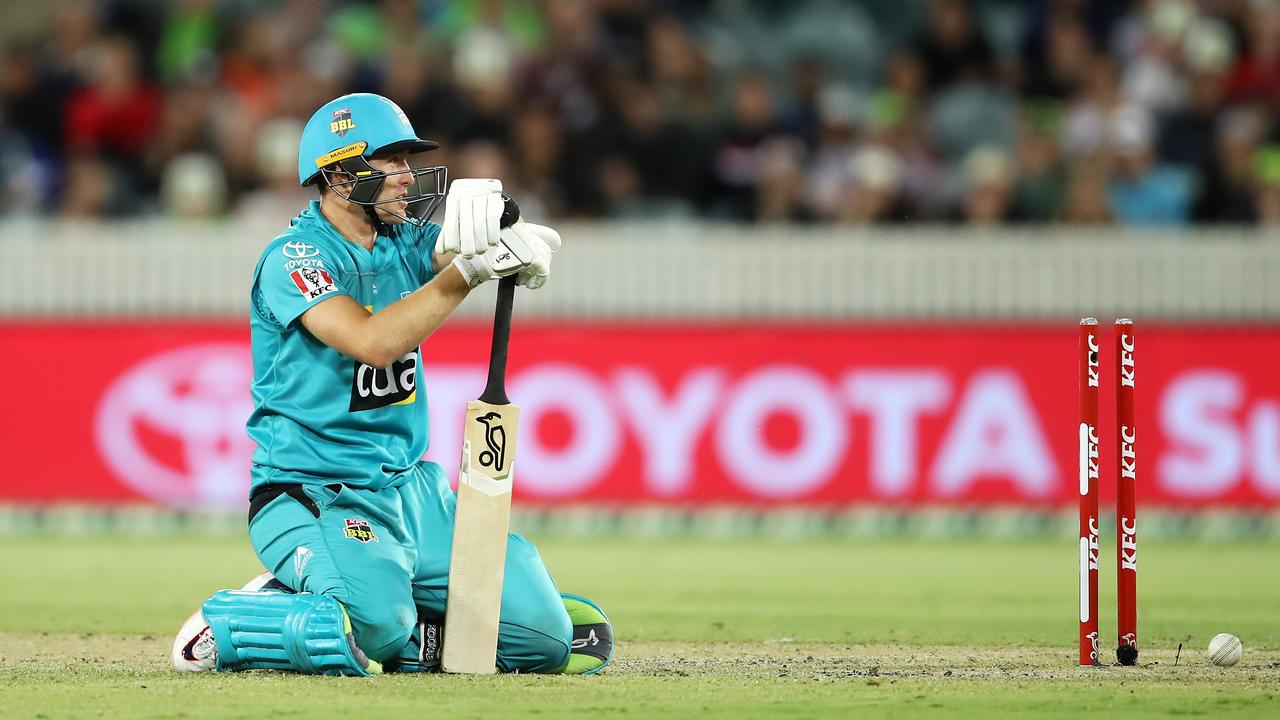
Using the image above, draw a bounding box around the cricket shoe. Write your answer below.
[560,593,614,675]
[169,571,291,672]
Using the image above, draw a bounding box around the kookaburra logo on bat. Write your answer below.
[475,411,506,471]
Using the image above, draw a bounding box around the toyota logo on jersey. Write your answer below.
[282,241,319,259]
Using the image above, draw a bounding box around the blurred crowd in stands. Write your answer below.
[1,0,1279,226]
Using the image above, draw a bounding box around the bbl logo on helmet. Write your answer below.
[330,108,356,136]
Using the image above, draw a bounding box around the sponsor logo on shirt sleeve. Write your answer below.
[282,241,319,259]
[290,267,338,302]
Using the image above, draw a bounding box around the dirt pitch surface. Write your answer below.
[1,536,1277,718]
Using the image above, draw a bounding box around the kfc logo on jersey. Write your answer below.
[290,267,337,302]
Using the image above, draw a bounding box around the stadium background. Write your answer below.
[1,0,1278,538]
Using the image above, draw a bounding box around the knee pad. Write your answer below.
[201,590,379,676]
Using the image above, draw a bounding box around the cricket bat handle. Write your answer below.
[476,196,519,406]
[481,276,516,405]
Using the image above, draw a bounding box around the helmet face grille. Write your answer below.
[320,161,447,227]
[403,165,447,225]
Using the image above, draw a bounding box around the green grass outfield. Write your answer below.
[1,535,1277,718]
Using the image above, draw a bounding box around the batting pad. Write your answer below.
[201,590,378,676]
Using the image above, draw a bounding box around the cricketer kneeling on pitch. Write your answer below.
[169,93,612,677]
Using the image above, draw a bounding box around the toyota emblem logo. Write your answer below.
[94,343,254,508]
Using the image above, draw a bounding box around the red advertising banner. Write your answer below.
[1,321,1278,509]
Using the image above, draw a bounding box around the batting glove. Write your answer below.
[437,178,504,258]
[452,223,559,289]
[514,224,561,290]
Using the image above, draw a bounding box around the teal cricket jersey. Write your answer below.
[246,201,442,491]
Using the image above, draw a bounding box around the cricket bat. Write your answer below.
[442,198,522,675]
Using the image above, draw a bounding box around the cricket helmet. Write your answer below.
[297,93,446,225]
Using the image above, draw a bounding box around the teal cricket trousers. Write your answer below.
[247,460,571,672]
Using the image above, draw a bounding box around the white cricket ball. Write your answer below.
[1206,633,1243,667]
